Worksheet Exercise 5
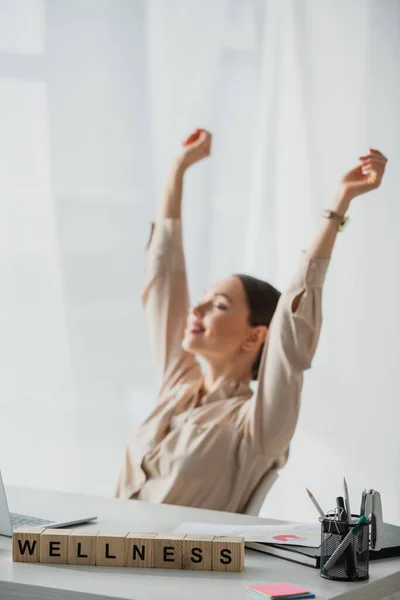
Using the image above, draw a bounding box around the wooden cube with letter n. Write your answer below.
[212,536,244,572]
[96,532,128,567]
[40,529,73,564]
[12,527,46,563]
[68,530,99,565]
[182,535,215,570]
[154,533,185,569]
[125,533,157,568]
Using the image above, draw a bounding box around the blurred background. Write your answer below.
[0,0,399,524]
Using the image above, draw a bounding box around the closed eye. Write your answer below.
[200,292,232,311]
[215,302,228,311]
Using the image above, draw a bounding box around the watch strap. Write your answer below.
[322,209,349,231]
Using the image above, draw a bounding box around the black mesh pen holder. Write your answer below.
[319,515,371,582]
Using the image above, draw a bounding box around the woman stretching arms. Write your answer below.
[116,130,387,512]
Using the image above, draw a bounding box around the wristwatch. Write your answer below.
[322,209,349,232]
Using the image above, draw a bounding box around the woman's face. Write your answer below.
[182,276,257,361]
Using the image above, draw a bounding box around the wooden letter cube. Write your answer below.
[96,532,128,567]
[182,535,215,570]
[68,530,99,565]
[40,529,74,564]
[211,536,244,572]
[12,527,46,563]
[125,533,157,568]
[154,533,185,569]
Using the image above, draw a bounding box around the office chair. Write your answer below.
[242,468,279,516]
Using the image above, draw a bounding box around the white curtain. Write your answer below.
[0,0,399,523]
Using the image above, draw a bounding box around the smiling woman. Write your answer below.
[182,276,281,382]
[115,129,388,513]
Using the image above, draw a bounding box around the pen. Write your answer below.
[343,478,352,524]
[358,489,367,553]
[336,496,355,577]
[321,516,367,576]
[360,489,367,517]
[306,488,325,519]
[342,479,356,570]
[336,496,346,521]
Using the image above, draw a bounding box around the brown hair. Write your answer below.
[234,274,281,380]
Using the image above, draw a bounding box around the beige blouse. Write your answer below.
[115,219,330,513]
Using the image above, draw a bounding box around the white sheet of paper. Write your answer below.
[171,522,321,547]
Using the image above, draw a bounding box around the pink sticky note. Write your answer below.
[248,582,309,598]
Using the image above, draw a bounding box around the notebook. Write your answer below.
[247,582,314,598]
[246,522,400,568]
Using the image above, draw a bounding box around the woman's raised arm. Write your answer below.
[241,149,388,456]
[142,130,212,399]
[307,149,388,259]
[159,129,211,219]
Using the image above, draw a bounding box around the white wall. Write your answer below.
[0,0,155,495]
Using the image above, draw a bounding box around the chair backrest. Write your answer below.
[242,468,279,516]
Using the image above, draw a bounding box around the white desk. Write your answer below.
[1,486,400,600]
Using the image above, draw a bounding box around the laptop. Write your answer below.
[0,469,97,537]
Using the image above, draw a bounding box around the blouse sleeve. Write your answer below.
[141,218,201,399]
[241,251,330,455]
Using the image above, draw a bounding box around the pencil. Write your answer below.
[343,478,352,524]
[343,477,357,576]
[306,488,326,519]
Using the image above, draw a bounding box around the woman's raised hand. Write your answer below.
[340,149,388,200]
[178,129,212,169]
